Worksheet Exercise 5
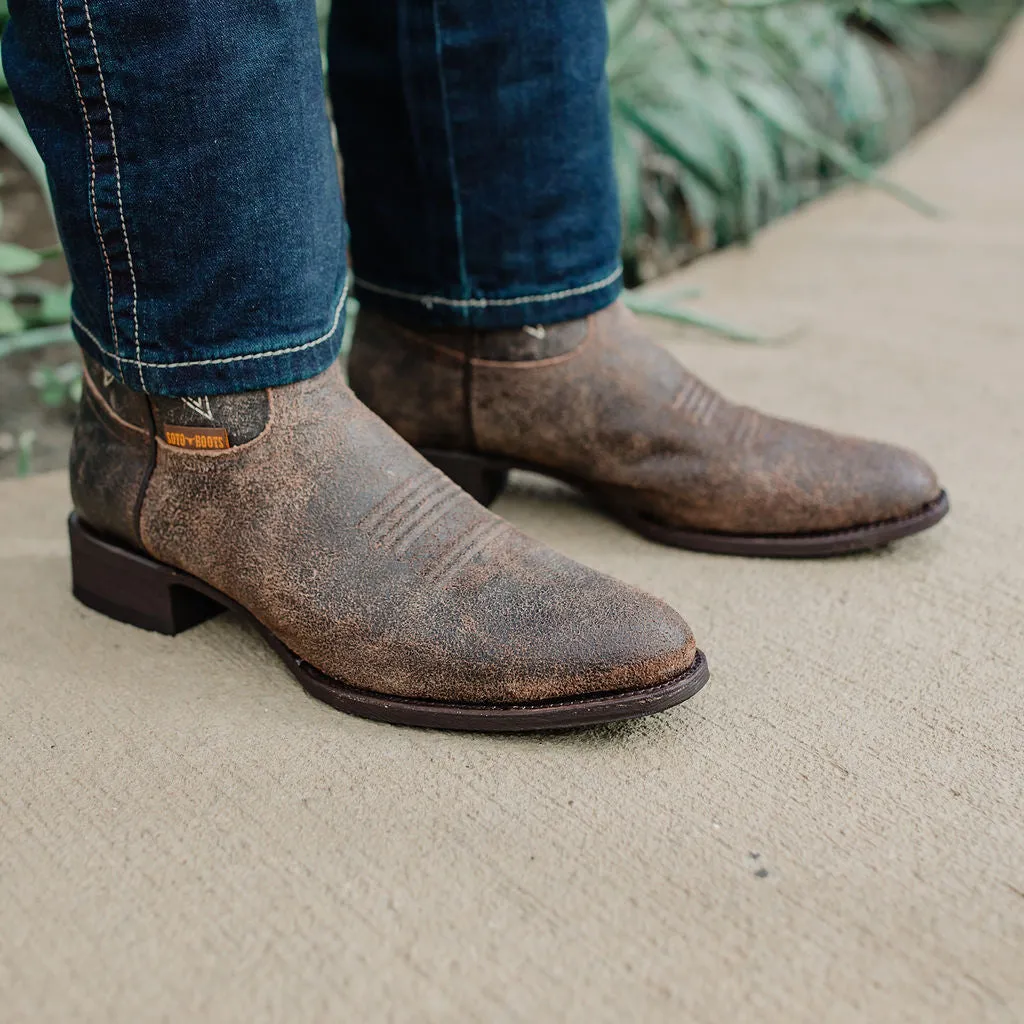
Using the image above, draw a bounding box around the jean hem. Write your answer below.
[71,283,348,397]
[353,266,623,328]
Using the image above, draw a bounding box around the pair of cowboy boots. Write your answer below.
[69,302,947,730]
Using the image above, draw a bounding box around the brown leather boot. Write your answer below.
[68,356,707,730]
[349,300,948,557]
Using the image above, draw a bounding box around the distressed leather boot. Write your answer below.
[349,300,948,557]
[68,356,707,730]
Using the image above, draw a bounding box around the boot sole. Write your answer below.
[68,514,709,732]
[420,449,950,558]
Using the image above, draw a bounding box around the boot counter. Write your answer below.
[347,311,473,451]
[70,362,155,551]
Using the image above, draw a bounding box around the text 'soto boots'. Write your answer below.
[68,357,708,731]
[349,301,948,557]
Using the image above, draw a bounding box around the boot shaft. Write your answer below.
[71,357,273,549]
[347,307,588,452]
[71,357,155,549]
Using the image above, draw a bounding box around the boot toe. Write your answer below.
[748,425,945,534]
[411,553,697,705]
[524,577,699,703]
[455,558,700,705]
[868,442,943,522]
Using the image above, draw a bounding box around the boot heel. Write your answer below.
[421,449,509,507]
[68,514,223,635]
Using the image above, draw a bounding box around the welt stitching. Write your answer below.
[81,0,142,387]
[72,283,347,370]
[353,266,623,309]
[56,0,119,365]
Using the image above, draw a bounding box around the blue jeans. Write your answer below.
[3,0,622,396]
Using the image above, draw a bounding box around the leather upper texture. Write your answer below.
[72,357,696,704]
[349,301,942,535]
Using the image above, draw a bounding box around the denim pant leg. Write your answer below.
[3,0,347,396]
[329,0,623,329]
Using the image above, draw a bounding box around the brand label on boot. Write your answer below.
[164,424,231,450]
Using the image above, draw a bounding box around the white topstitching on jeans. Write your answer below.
[56,0,119,363]
[353,265,623,308]
[71,283,348,371]
[82,0,143,386]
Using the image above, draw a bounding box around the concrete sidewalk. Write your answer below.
[3,26,1023,1024]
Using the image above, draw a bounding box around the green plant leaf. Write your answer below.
[16,430,35,478]
[611,118,646,255]
[35,285,73,325]
[624,294,765,343]
[0,297,24,334]
[0,105,51,209]
[0,242,43,275]
[0,323,74,358]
